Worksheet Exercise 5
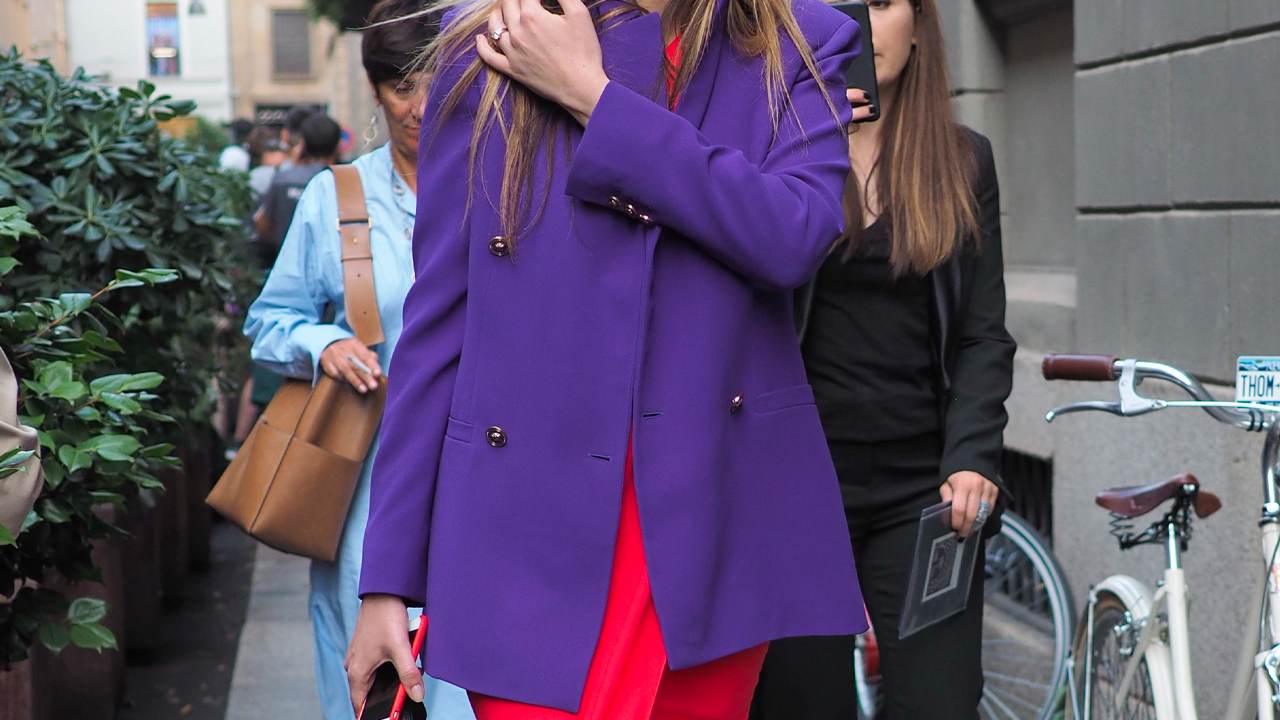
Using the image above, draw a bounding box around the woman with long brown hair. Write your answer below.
[751,0,1016,717]
[344,0,869,717]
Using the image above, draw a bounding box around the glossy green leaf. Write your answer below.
[37,623,70,653]
[0,447,35,467]
[67,597,108,625]
[49,380,87,402]
[80,434,141,461]
[68,623,117,651]
[57,445,93,473]
[100,392,142,414]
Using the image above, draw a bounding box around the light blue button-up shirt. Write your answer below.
[244,143,474,720]
[245,143,415,381]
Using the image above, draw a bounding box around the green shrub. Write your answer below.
[0,51,259,663]
[0,205,180,664]
[182,116,232,157]
[0,50,257,443]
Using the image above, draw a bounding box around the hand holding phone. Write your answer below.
[358,616,429,720]
[361,660,427,720]
[831,1,880,123]
[353,604,432,717]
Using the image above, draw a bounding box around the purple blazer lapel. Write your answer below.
[593,0,727,129]
[596,3,666,104]
[670,1,727,130]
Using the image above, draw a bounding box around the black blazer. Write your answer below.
[795,128,1017,489]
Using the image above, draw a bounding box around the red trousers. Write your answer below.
[469,440,767,720]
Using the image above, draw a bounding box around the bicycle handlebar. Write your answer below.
[1042,354,1119,382]
[1044,354,1280,521]
[1042,354,1272,431]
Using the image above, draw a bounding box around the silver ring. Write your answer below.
[972,500,992,529]
[489,26,508,43]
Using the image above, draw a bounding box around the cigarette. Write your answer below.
[347,354,375,376]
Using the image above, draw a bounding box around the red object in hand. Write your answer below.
[390,616,430,720]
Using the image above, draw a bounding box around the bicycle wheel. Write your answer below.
[1071,591,1158,720]
[980,512,1076,720]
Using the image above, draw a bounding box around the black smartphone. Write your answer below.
[359,625,427,720]
[361,659,428,720]
[831,1,880,123]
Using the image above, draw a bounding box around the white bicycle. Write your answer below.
[1042,354,1280,720]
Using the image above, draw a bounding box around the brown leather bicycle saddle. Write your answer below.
[1095,473,1222,519]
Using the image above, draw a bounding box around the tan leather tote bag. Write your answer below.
[207,165,387,561]
[0,347,42,538]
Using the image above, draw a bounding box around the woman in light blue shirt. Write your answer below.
[243,2,473,717]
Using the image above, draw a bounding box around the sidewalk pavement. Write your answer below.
[119,522,256,720]
[224,545,322,718]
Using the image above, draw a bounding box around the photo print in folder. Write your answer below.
[898,501,982,639]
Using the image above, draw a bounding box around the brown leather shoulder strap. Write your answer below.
[331,165,385,347]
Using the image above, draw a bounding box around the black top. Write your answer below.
[259,162,328,266]
[803,218,939,443]
[794,128,1017,487]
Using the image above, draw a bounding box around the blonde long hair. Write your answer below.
[844,0,980,275]
[400,0,840,248]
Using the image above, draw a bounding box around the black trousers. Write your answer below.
[750,433,985,720]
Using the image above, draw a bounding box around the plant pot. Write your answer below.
[39,503,126,719]
[0,656,50,720]
[158,466,189,608]
[182,442,212,572]
[122,500,163,654]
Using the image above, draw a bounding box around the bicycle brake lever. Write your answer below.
[1117,359,1167,416]
[1044,401,1124,423]
[1045,360,1168,423]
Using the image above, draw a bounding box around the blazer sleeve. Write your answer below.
[358,52,474,606]
[564,18,861,291]
[939,133,1018,485]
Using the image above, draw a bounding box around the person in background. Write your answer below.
[242,2,474,718]
[281,105,316,166]
[219,118,254,172]
[247,125,289,200]
[749,1,1015,718]
[247,113,342,412]
[254,113,342,268]
[229,124,292,448]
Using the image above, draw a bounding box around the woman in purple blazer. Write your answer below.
[346,0,868,715]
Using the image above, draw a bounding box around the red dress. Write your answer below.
[467,35,767,720]
[468,438,767,719]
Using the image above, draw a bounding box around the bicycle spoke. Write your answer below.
[982,670,1053,691]
[979,686,1028,719]
[980,514,1074,720]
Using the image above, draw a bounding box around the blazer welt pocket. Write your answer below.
[445,416,474,444]
[751,383,816,414]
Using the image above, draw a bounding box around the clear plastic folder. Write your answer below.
[898,501,982,639]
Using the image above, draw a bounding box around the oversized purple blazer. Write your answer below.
[360,0,867,711]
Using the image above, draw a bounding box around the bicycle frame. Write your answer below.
[1072,559,1189,718]
[1072,516,1280,720]
[1050,359,1280,720]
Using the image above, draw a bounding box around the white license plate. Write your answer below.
[1237,356,1280,404]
